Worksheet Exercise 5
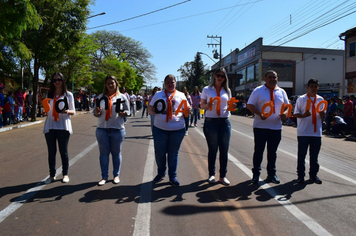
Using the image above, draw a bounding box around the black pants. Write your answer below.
[45,129,70,177]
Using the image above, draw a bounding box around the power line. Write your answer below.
[88,0,192,30]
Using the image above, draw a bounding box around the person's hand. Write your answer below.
[149,106,156,115]
[279,113,287,121]
[119,111,127,117]
[259,113,267,120]
[95,107,102,116]
[303,110,311,117]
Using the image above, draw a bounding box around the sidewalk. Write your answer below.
[0,110,90,133]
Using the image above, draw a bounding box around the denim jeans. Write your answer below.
[203,117,231,178]
[184,115,190,131]
[153,126,185,179]
[17,106,23,121]
[190,108,199,125]
[130,103,136,117]
[96,128,126,179]
[45,129,70,177]
[141,106,148,118]
[252,128,281,178]
[150,115,155,134]
[297,136,321,178]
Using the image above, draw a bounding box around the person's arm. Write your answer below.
[200,98,210,110]
[63,93,75,116]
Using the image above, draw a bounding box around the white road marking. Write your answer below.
[133,139,154,236]
[0,141,98,223]
[195,127,333,236]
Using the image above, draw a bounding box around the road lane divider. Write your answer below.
[133,139,154,236]
[0,141,98,224]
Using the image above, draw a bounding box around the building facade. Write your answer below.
[213,38,345,98]
[340,27,356,95]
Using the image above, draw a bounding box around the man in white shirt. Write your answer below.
[293,78,325,184]
[247,70,289,184]
[129,91,137,117]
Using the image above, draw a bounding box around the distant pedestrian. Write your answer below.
[293,79,325,184]
[148,75,190,186]
[148,87,158,135]
[246,70,289,184]
[190,86,201,127]
[181,86,192,136]
[141,92,149,118]
[129,91,137,117]
[43,72,75,184]
[94,75,130,186]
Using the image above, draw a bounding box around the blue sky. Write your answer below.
[86,0,356,88]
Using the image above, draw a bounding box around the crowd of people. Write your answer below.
[1,68,355,188]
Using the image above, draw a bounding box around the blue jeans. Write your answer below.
[141,106,148,118]
[252,128,281,177]
[190,108,199,125]
[17,106,23,121]
[130,103,136,117]
[203,118,231,178]
[45,129,70,177]
[150,115,155,134]
[297,136,321,178]
[153,126,185,179]
[184,115,190,131]
[96,128,126,179]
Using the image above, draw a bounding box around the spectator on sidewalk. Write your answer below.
[246,70,289,185]
[148,74,190,187]
[3,97,12,126]
[325,98,337,134]
[293,79,325,184]
[14,87,24,122]
[331,113,347,137]
[0,84,4,126]
[343,95,354,135]
[94,75,130,186]
[43,72,75,184]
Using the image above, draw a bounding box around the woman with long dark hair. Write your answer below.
[94,75,130,186]
[200,68,233,185]
[190,86,201,127]
[43,72,75,183]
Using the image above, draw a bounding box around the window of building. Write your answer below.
[246,65,254,84]
[237,69,245,86]
[350,42,356,57]
[262,61,294,82]
[254,63,259,82]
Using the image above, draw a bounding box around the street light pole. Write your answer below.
[87,12,106,19]
[198,52,217,64]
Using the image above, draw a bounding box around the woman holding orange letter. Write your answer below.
[201,68,234,185]
[43,72,75,184]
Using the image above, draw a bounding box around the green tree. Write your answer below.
[21,0,91,120]
[90,30,156,83]
[178,52,211,92]
[0,0,41,60]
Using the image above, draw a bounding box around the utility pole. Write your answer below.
[207,35,222,68]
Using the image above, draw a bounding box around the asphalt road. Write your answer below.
[0,112,355,236]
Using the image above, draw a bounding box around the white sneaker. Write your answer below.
[113,176,120,184]
[208,176,215,183]
[219,177,230,186]
[45,177,56,184]
[185,131,188,136]
[62,175,70,183]
[98,179,107,186]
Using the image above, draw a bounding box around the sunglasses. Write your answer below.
[53,78,63,83]
[216,74,225,79]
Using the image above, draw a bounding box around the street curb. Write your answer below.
[0,111,91,133]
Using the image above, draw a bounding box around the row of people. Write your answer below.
[43,69,329,187]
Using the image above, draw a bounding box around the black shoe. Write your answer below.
[252,175,259,184]
[153,175,164,183]
[297,176,304,184]
[309,176,322,184]
[265,175,280,184]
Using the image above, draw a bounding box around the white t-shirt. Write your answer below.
[95,93,130,129]
[149,90,186,131]
[43,91,75,134]
[294,94,324,137]
[201,86,231,118]
[129,94,136,104]
[247,85,289,130]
